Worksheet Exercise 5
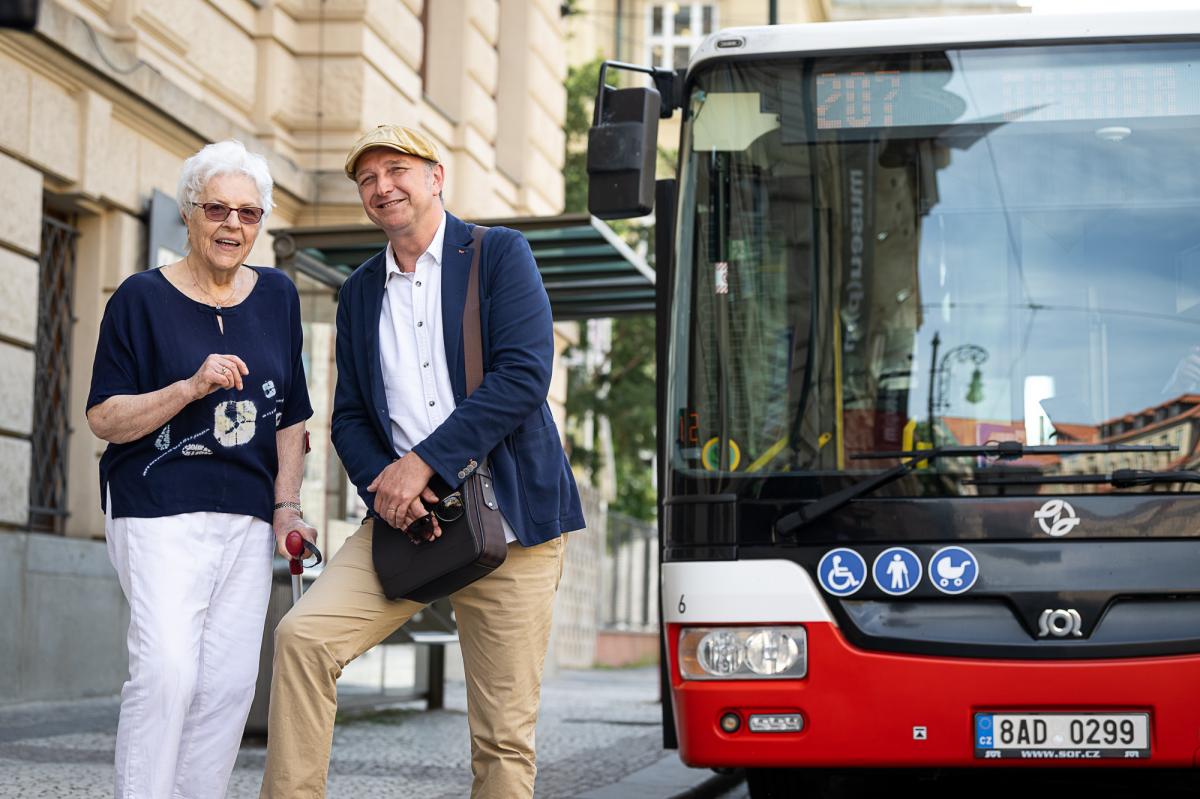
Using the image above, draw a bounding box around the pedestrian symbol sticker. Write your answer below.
[817,548,866,597]
[929,546,979,595]
[872,547,922,596]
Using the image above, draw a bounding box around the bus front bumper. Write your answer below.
[669,621,1200,768]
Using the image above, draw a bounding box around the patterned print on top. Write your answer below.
[215,400,258,447]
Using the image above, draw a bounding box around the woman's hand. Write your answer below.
[188,353,249,399]
[273,508,318,559]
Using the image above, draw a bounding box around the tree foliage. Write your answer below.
[564,57,601,217]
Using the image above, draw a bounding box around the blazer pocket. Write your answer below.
[513,423,564,525]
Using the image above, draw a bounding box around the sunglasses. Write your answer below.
[192,202,264,225]
[403,492,465,539]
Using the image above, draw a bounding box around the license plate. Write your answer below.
[974,713,1150,760]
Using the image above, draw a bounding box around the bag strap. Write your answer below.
[463,225,490,396]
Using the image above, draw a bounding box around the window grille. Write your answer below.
[646,3,718,70]
[29,215,79,533]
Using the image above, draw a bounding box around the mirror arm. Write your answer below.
[594,61,683,122]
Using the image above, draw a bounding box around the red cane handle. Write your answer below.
[286,531,305,575]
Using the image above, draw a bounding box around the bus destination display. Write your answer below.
[815,60,1196,130]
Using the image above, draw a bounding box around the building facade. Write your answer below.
[566,0,826,71]
[0,0,570,703]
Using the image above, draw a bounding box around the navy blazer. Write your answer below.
[331,212,585,545]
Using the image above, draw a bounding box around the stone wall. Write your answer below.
[0,152,41,528]
[0,533,128,703]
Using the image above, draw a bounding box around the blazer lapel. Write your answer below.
[361,250,390,439]
[440,213,474,397]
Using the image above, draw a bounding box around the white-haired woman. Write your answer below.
[85,139,316,798]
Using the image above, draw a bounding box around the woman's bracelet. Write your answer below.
[273,501,303,514]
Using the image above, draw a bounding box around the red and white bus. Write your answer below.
[587,10,1200,795]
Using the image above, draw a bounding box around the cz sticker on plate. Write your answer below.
[974,713,1150,760]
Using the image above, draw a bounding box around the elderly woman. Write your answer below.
[85,139,315,799]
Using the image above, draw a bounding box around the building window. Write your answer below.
[29,212,79,533]
[646,3,718,70]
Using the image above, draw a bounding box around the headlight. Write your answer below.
[697,630,744,676]
[679,626,807,680]
[744,629,801,675]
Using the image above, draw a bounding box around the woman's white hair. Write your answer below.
[176,139,274,223]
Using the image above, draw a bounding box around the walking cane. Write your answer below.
[284,531,322,605]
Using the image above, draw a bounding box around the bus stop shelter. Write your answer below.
[272,212,655,319]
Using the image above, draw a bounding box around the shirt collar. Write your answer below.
[385,211,447,277]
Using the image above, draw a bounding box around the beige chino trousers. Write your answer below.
[259,520,566,799]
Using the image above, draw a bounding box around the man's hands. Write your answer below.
[274,508,318,559]
[367,451,441,541]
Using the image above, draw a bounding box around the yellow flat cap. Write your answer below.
[344,125,441,179]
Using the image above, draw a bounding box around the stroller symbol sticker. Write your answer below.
[929,546,979,595]
[817,548,867,597]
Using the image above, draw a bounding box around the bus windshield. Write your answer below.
[671,42,1200,493]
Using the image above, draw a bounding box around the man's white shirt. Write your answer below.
[378,211,517,543]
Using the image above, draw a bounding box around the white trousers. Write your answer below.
[105,503,274,799]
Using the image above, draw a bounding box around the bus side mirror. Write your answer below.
[587,85,661,219]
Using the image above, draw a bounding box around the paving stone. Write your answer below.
[0,667,714,798]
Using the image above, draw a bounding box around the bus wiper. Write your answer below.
[773,442,1176,538]
[966,468,1200,488]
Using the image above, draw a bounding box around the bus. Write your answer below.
[586,11,1200,795]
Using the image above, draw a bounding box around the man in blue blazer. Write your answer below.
[260,125,584,799]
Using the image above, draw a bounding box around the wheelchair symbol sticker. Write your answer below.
[929,546,979,595]
[872,547,922,596]
[817,548,867,597]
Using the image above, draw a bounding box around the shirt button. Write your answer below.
[429,400,436,407]
[416,281,422,287]
[423,362,430,368]
[417,321,424,327]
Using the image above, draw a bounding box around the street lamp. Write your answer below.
[926,332,989,447]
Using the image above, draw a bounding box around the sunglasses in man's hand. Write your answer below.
[402,491,465,544]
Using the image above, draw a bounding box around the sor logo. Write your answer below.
[1038,608,1083,638]
[1034,499,1080,537]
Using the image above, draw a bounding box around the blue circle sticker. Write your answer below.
[872,547,922,596]
[817,548,867,597]
[928,546,979,595]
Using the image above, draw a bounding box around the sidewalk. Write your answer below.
[0,665,739,798]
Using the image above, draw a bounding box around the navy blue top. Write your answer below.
[87,266,313,522]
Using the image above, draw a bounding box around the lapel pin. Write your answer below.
[458,249,466,254]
